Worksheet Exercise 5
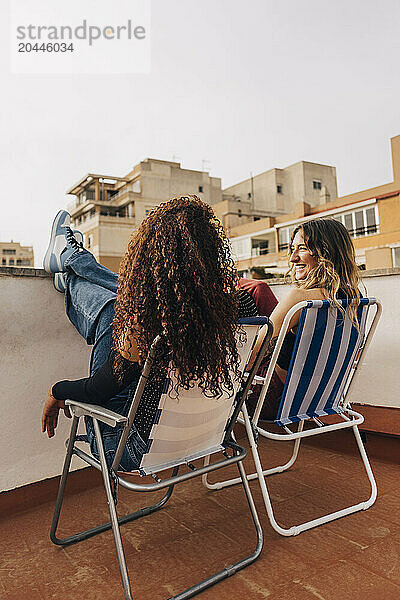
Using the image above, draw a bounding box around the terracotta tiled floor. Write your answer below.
[1,432,400,600]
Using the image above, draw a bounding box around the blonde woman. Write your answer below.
[247,218,362,420]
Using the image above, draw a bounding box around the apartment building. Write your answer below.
[213,160,338,232]
[0,241,34,268]
[229,135,400,275]
[68,159,222,271]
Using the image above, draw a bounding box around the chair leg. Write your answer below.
[93,418,133,600]
[50,416,79,544]
[244,408,378,537]
[52,421,263,599]
[202,420,304,491]
[169,458,263,600]
[51,420,176,548]
[352,424,377,508]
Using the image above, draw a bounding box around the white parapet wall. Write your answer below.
[0,268,399,492]
[0,269,91,492]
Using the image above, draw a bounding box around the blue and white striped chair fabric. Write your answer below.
[138,317,269,475]
[275,298,374,427]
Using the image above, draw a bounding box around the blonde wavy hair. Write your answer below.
[287,218,362,320]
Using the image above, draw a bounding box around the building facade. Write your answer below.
[67,157,338,271]
[67,159,222,271]
[0,241,34,268]
[229,135,400,275]
[66,135,400,274]
[214,160,338,232]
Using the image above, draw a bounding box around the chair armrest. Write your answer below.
[65,400,128,428]
[242,373,265,385]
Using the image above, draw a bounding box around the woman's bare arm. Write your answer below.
[246,287,325,370]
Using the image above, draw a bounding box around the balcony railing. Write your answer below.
[251,247,270,257]
[348,224,378,238]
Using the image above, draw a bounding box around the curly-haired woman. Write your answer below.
[41,196,258,470]
[246,217,363,420]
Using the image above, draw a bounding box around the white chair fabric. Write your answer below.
[139,322,261,474]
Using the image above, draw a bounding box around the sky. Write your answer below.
[1,0,400,266]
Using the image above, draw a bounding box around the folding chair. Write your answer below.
[203,298,382,536]
[50,317,272,600]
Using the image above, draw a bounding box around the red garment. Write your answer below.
[238,278,278,317]
[239,279,282,421]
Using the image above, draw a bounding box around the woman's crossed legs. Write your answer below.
[63,249,145,470]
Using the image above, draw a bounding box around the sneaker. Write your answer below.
[72,229,84,246]
[52,230,84,293]
[61,226,84,268]
[43,210,71,273]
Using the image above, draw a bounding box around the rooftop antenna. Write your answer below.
[250,171,255,211]
[201,159,211,172]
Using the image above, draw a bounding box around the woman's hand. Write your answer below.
[42,386,72,438]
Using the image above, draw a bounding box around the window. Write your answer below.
[9,259,14,265]
[277,185,282,194]
[87,234,93,249]
[331,206,378,238]
[3,249,16,255]
[132,180,141,193]
[2,258,6,265]
[354,211,364,236]
[365,207,377,234]
[198,185,203,193]
[251,239,269,257]
[248,192,252,199]
[313,180,322,190]
[253,216,260,221]
[17,259,22,265]
[238,209,242,218]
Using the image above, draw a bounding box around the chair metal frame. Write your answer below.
[203,298,382,536]
[50,318,273,600]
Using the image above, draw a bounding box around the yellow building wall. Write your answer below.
[365,248,393,270]
[99,256,123,273]
[83,227,99,250]
[377,195,400,239]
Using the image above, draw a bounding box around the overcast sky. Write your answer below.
[1,0,400,266]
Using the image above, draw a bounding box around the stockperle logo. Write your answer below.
[10,0,151,74]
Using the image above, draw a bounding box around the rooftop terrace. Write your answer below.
[0,267,399,599]
[1,431,400,600]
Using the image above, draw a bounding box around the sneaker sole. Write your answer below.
[43,210,70,273]
[53,272,67,293]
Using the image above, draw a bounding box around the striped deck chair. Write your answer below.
[50,317,272,600]
[203,298,382,536]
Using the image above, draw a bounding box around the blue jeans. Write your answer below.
[64,249,146,470]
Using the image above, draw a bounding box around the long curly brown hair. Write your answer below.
[112,195,241,397]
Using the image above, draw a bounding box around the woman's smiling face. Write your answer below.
[290,229,318,280]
